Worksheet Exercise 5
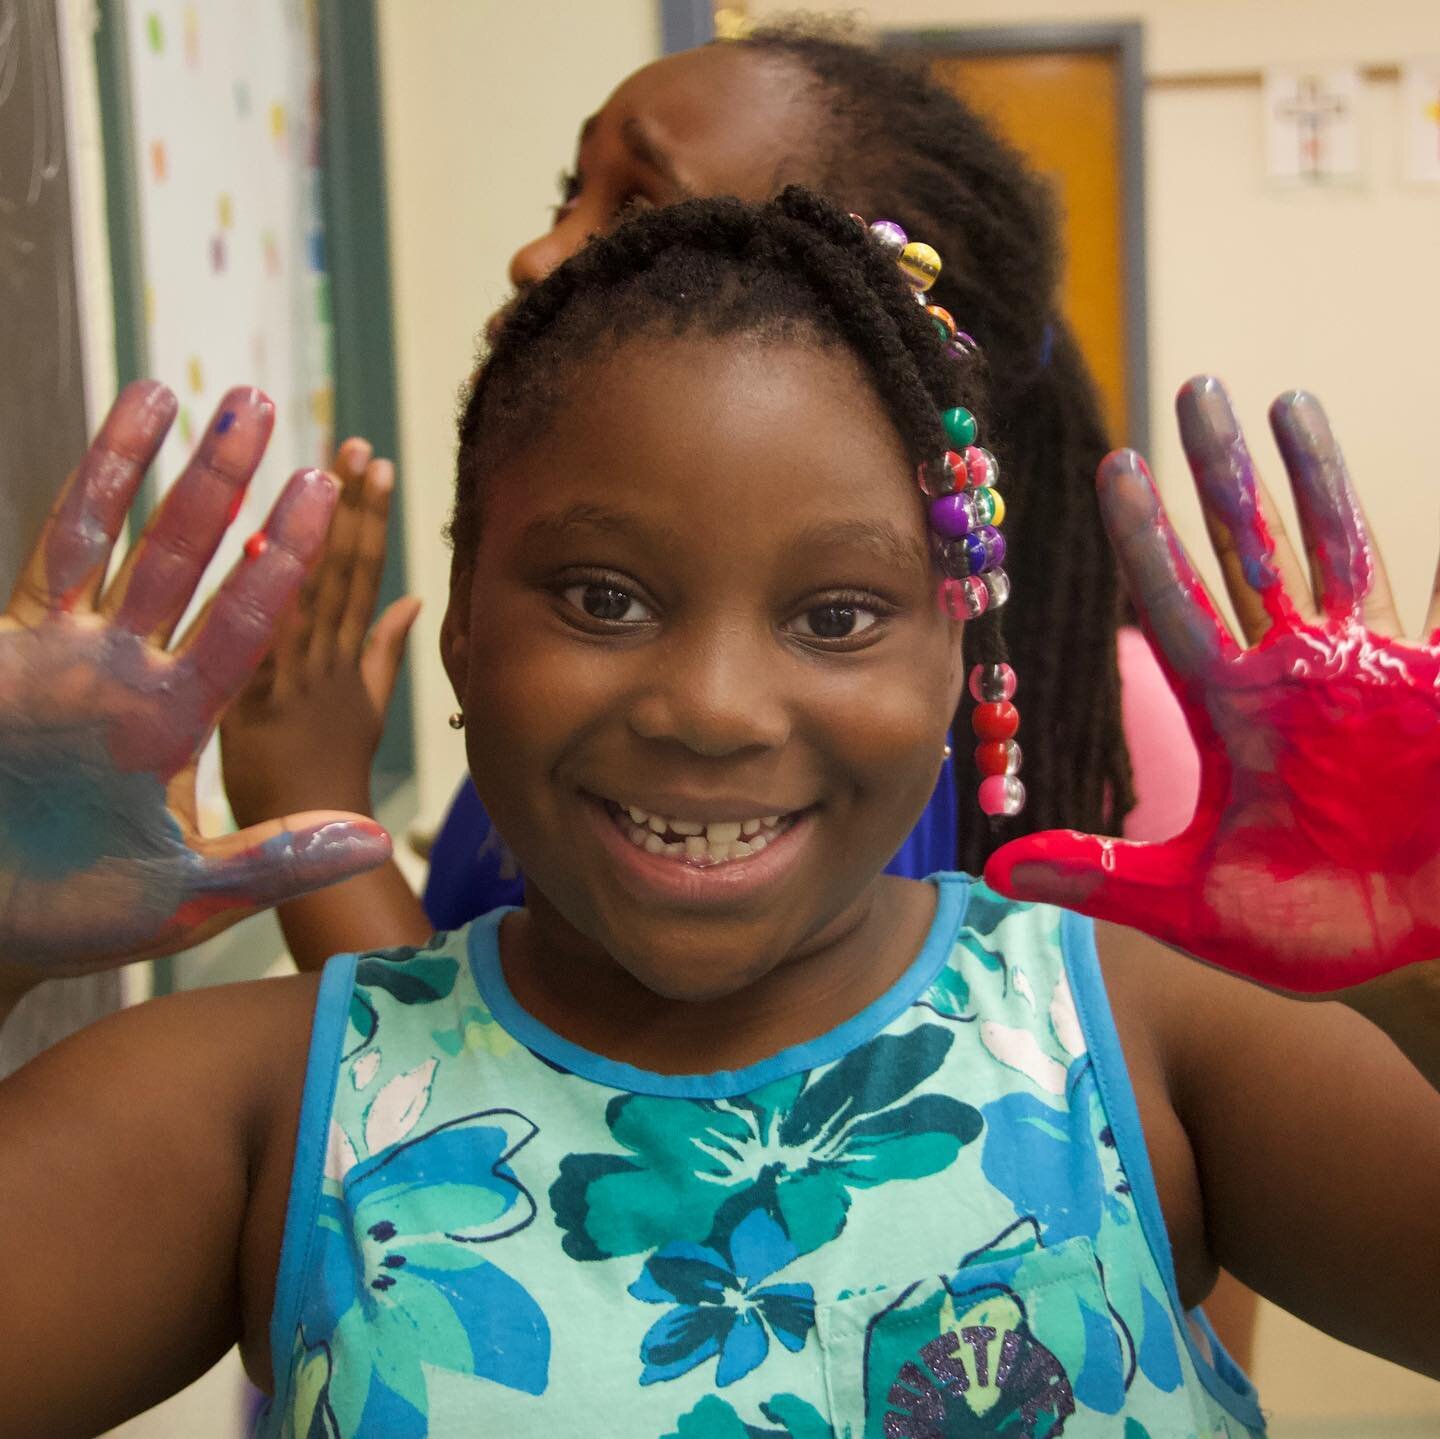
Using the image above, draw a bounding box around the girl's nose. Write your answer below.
[626,631,791,758]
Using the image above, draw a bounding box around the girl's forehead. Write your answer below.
[488,335,922,553]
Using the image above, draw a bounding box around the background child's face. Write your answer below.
[443,334,964,1000]
[502,47,815,307]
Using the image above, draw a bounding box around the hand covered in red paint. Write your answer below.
[986,377,1440,996]
[221,437,420,824]
[0,382,391,990]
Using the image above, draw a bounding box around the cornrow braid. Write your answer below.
[738,23,1136,870]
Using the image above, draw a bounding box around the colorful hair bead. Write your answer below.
[941,406,978,449]
[964,446,998,488]
[868,219,907,259]
[937,577,969,621]
[975,739,1022,776]
[962,526,1005,576]
[972,487,1003,526]
[972,700,1019,742]
[916,451,962,498]
[898,241,941,292]
[984,569,1012,610]
[926,303,956,342]
[968,662,1017,703]
[929,492,979,539]
[978,774,1027,818]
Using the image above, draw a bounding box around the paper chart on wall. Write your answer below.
[123,0,334,833]
[1401,60,1440,185]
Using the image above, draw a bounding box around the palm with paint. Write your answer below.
[0,382,390,984]
[988,377,1440,995]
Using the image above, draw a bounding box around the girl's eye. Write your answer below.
[787,603,881,641]
[560,582,653,625]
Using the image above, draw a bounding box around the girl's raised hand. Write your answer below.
[0,381,391,988]
[986,376,1440,995]
[220,437,420,826]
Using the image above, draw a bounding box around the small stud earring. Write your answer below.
[942,743,953,760]
[448,711,465,730]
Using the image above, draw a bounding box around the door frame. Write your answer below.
[883,22,1150,455]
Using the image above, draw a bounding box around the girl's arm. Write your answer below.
[988,378,1440,1078]
[1101,918,1440,1378]
[0,972,313,1434]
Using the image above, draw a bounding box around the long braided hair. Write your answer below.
[736,24,1135,867]
[452,189,1012,838]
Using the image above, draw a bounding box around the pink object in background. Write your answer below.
[1118,626,1201,842]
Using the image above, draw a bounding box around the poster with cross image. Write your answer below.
[1264,68,1362,182]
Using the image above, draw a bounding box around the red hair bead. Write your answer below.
[975,739,1022,776]
[972,700,1019,742]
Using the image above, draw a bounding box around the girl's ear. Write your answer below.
[440,564,472,702]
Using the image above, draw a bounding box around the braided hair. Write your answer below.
[735,23,1135,866]
[452,189,1013,832]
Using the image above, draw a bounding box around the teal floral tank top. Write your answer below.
[260,875,1266,1438]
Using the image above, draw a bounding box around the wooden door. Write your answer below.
[928,51,1131,445]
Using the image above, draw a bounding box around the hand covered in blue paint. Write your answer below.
[0,382,392,988]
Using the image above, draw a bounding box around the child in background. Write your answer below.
[1,190,1439,1438]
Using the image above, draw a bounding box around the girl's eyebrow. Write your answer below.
[518,502,681,552]
[792,518,931,576]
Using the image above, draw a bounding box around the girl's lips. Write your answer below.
[582,791,815,909]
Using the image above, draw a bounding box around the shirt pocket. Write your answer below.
[816,1234,1124,1438]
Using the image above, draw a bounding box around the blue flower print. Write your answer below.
[630,1208,815,1389]
[300,1109,550,1436]
[553,1025,983,1264]
[979,1063,1181,1397]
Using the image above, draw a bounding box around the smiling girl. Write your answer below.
[1,190,1438,1439]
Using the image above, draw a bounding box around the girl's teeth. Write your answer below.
[613,802,792,866]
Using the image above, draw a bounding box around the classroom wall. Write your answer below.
[375,0,662,827]
[748,0,1440,644]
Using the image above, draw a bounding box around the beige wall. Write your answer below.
[376,0,661,823]
[748,0,1440,643]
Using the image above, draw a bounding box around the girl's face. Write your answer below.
[499,47,815,324]
[442,334,964,1001]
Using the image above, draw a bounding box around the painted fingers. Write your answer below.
[7,380,177,622]
[1096,447,1239,687]
[105,388,275,642]
[1268,390,1401,633]
[175,466,341,729]
[1180,376,1399,642]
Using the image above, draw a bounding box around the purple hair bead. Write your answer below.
[868,219,907,259]
[929,491,978,539]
